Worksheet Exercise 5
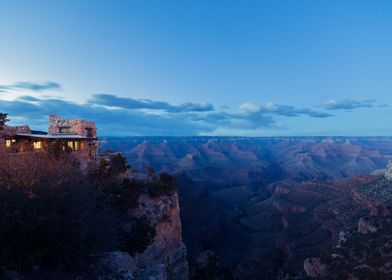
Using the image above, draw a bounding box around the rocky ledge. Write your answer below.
[100,192,189,280]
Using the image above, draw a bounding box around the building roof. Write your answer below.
[16,133,97,140]
[30,130,48,135]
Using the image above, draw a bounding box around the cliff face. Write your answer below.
[385,160,392,181]
[131,192,189,279]
[101,191,189,280]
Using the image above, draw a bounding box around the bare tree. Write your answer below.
[0,112,9,130]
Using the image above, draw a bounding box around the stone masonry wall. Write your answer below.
[48,115,97,137]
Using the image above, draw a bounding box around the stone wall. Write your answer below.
[1,124,31,137]
[1,125,32,152]
[73,140,99,163]
[48,115,99,160]
[48,115,97,137]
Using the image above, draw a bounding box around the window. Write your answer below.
[66,141,81,151]
[85,128,93,137]
[60,127,71,134]
[33,141,42,150]
[5,139,16,148]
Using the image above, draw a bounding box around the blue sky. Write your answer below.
[1,0,392,136]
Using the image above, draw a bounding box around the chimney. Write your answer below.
[48,115,62,135]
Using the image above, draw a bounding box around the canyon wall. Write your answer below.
[131,192,189,279]
[101,191,189,280]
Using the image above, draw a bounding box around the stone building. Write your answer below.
[0,115,98,160]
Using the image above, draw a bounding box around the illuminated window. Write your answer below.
[74,141,80,150]
[33,141,42,150]
[67,141,74,150]
[5,139,17,148]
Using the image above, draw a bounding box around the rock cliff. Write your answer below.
[131,192,189,279]
[100,191,189,280]
[385,160,392,181]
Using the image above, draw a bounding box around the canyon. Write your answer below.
[101,136,392,278]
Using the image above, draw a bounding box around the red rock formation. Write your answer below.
[98,191,188,279]
[131,192,189,279]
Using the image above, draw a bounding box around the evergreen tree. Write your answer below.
[0,113,9,130]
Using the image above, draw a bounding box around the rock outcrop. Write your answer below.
[303,258,327,278]
[131,192,189,279]
[99,192,188,280]
[357,217,377,234]
[385,160,392,181]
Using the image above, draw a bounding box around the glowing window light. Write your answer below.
[5,139,11,148]
[67,141,74,150]
[33,141,42,150]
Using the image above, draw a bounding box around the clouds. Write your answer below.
[1,95,280,135]
[2,92,337,135]
[322,99,376,110]
[2,83,385,136]
[0,96,205,136]
[89,94,214,113]
[0,81,61,92]
[239,102,333,118]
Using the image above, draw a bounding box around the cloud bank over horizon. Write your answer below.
[1,81,389,136]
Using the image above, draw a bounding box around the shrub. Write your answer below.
[0,149,169,275]
[91,153,129,179]
[0,151,122,271]
[146,173,176,198]
[115,179,141,210]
